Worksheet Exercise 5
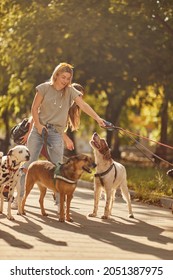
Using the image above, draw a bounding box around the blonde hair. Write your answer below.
[50,62,73,86]
[67,83,84,131]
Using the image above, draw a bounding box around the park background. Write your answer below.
[1,0,173,201]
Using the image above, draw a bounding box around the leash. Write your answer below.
[41,128,52,162]
[118,129,173,167]
[102,121,173,167]
[116,126,173,151]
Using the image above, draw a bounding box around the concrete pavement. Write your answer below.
[0,183,173,260]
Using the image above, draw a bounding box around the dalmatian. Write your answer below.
[0,145,30,220]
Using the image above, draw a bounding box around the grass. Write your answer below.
[126,165,173,204]
[81,163,173,204]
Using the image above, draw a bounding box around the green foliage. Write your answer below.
[81,169,95,183]
[1,0,173,153]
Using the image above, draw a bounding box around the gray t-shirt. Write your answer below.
[36,82,81,133]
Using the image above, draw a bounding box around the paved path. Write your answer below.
[0,185,173,260]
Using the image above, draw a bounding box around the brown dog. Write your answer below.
[20,154,96,222]
[89,132,134,219]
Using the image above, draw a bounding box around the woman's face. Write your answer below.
[55,71,72,89]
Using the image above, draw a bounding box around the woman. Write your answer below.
[19,62,105,206]
[20,83,85,153]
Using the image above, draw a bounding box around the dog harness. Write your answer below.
[54,162,76,184]
[94,163,117,187]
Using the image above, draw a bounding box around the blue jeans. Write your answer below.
[20,125,64,204]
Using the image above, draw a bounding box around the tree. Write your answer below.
[1,0,173,159]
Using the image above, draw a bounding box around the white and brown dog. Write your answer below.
[89,132,134,219]
[0,145,30,220]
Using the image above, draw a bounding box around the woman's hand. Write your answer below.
[63,133,74,150]
[20,131,30,144]
[96,117,106,128]
[20,117,33,144]
[34,123,46,135]
[96,116,106,127]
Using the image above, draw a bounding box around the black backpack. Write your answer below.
[10,118,30,144]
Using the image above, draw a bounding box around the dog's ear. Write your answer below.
[76,154,88,161]
[83,155,93,163]
[83,155,89,161]
[7,149,13,156]
[66,155,77,164]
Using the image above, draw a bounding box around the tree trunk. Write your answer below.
[105,101,121,159]
[0,111,10,153]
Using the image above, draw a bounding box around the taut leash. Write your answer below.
[102,121,173,167]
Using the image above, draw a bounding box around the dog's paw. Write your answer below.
[59,217,65,222]
[17,211,26,216]
[66,217,73,222]
[129,214,134,218]
[101,215,109,219]
[7,214,15,220]
[42,212,48,216]
[88,213,96,217]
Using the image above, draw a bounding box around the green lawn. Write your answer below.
[126,164,173,203]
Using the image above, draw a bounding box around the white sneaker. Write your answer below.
[11,198,18,209]
[100,191,105,200]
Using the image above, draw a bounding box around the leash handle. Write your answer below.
[102,120,116,131]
